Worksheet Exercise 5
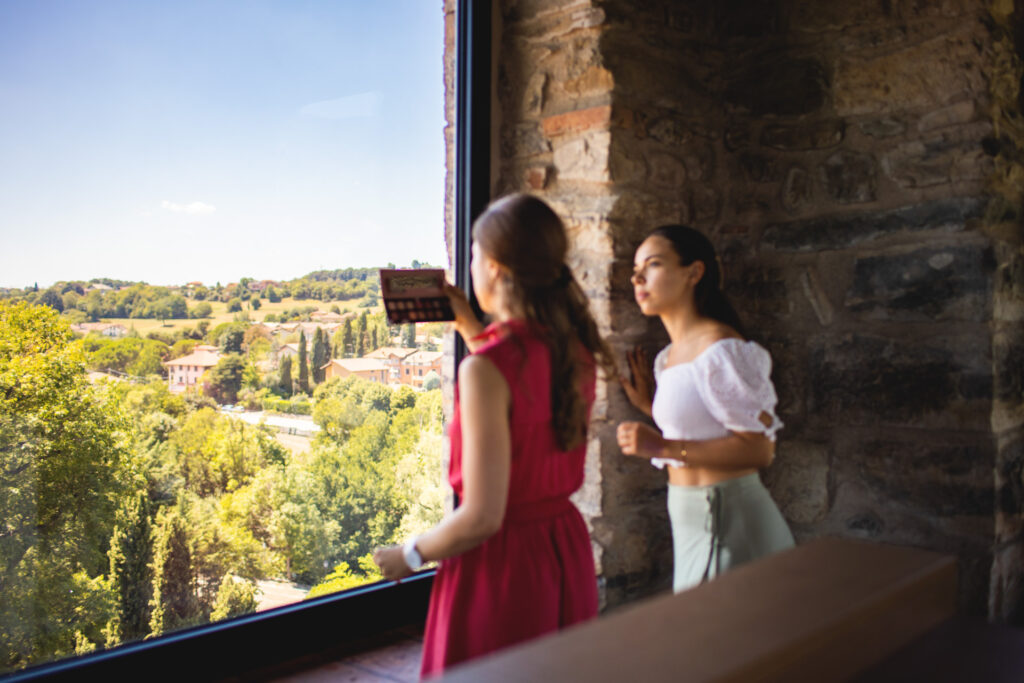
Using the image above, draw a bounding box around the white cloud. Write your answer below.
[300,91,380,120]
[161,200,217,215]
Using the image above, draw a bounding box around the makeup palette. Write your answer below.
[379,268,455,324]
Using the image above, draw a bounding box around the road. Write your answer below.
[255,578,310,612]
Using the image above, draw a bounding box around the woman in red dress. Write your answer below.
[373,193,614,679]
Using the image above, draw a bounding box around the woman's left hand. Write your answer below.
[373,545,412,582]
[616,421,667,459]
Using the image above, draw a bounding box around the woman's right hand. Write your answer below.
[445,282,484,341]
[621,346,654,416]
[616,421,667,459]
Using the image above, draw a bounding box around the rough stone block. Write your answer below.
[820,150,878,203]
[502,122,552,159]
[991,544,1024,625]
[996,427,1024,541]
[845,243,993,321]
[553,130,611,182]
[761,441,831,525]
[761,120,846,150]
[738,152,785,183]
[849,437,994,519]
[542,104,613,137]
[646,116,694,147]
[799,266,835,326]
[782,166,813,213]
[835,30,986,116]
[860,117,907,138]
[763,197,984,252]
[807,333,992,429]
[645,151,687,188]
[993,325,1024,403]
[918,100,977,133]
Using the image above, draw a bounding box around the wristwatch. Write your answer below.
[402,536,424,571]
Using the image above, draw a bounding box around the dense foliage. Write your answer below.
[0,303,446,674]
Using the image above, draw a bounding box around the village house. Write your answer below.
[276,342,301,361]
[247,279,281,293]
[321,358,388,384]
[309,310,348,324]
[162,344,220,393]
[70,322,129,338]
[398,349,443,388]
[364,346,417,383]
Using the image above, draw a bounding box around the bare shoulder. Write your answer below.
[694,322,743,352]
[459,355,509,396]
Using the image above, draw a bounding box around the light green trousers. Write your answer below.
[667,472,795,593]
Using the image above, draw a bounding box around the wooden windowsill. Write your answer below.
[441,537,957,682]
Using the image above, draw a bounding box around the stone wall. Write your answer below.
[445,0,1024,618]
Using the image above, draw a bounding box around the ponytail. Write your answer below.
[472,194,616,451]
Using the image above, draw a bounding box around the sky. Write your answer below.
[0,1,447,289]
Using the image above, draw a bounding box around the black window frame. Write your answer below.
[2,0,491,679]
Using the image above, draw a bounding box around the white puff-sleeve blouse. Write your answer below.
[649,338,783,470]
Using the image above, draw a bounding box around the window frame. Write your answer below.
[3,0,491,679]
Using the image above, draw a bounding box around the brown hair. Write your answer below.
[472,193,615,451]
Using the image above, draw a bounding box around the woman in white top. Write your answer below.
[616,225,794,592]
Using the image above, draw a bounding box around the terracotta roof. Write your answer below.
[324,358,388,372]
[163,348,220,368]
[365,346,418,360]
[404,350,443,364]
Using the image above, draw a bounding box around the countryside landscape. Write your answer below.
[0,266,449,673]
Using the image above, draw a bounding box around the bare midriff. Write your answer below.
[667,466,759,488]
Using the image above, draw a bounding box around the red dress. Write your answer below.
[419,319,599,679]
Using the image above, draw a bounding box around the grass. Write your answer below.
[104,297,383,336]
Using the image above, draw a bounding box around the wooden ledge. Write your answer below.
[441,537,956,682]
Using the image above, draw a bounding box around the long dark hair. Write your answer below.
[473,193,615,451]
[649,225,747,338]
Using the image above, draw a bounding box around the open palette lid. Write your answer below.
[379,268,455,324]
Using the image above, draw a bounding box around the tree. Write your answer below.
[108,492,154,643]
[422,370,441,391]
[266,287,281,303]
[402,323,416,348]
[218,327,244,354]
[355,314,367,357]
[206,354,245,404]
[226,298,243,313]
[250,297,261,311]
[209,575,258,622]
[340,319,354,358]
[38,288,64,312]
[0,302,139,668]
[190,302,212,319]
[296,331,309,394]
[311,328,328,385]
[149,508,200,636]
[279,355,293,397]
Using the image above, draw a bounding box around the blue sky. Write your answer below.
[0,1,447,289]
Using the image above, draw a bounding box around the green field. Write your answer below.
[104,297,383,336]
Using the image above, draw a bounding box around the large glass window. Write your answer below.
[0,1,448,675]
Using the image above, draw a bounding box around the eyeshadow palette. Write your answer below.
[379,268,455,324]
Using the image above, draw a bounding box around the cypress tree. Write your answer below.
[279,354,293,396]
[109,492,154,643]
[297,330,309,393]
[149,510,200,636]
[311,327,328,384]
[341,319,354,358]
[354,313,367,357]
